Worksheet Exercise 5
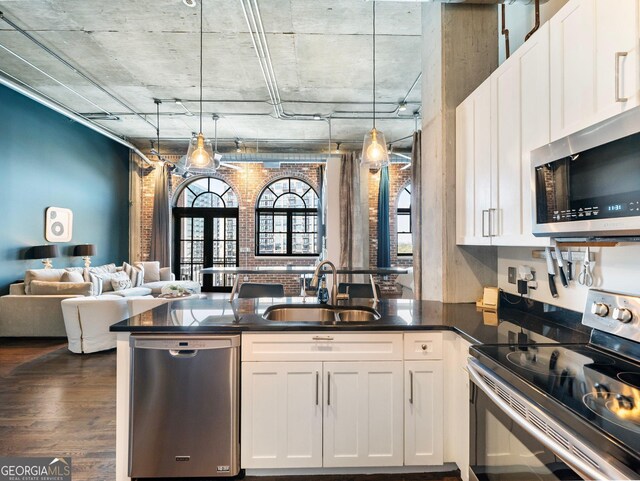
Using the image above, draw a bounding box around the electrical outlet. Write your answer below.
[508,267,517,284]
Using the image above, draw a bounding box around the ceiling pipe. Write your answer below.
[0,10,158,133]
[0,70,154,166]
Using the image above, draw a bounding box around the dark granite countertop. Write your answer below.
[110,293,591,345]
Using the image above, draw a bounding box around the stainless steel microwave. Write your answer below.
[531,107,640,238]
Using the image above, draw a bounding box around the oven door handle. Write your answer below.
[467,359,632,481]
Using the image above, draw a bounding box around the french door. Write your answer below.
[173,207,239,292]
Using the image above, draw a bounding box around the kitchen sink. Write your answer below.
[262,305,380,323]
[335,308,381,323]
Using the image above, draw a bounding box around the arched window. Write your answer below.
[397,183,412,256]
[256,177,319,256]
[174,177,238,208]
[173,177,239,292]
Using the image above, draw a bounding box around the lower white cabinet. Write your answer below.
[240,332,443,470]
[404,360,444,466]
[241,361,323,468]
[324,361,404,467]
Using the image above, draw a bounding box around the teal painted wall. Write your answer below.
[0,84,130,294]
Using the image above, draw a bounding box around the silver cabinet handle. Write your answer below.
[312,336,334,341]
[327,371,331,406]
[615,52,628,103]
[315,371,319,406]
[489,208,497,237]
[482,209,490,237]
[409,370,414,404]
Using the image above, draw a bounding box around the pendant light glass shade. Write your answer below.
[185,132,215,169]
[361,1,389,170]
[361,128,389,169]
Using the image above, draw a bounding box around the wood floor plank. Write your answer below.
[0,339,461,481]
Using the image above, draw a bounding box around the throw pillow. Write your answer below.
[61,270,84,283]
[136,261,160,283]
[24,269,67,294]
[30,280,92,296]
[123,262,144,287]
[83,269,104,295]
[111,272,132,292]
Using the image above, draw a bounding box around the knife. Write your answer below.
[545,247,559,298]
[566,249,573,281]
[554,246,569,288]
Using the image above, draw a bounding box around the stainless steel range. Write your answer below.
[469,289,640,480]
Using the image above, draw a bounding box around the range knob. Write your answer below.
[591,302,609,317]
[612,307,633,324]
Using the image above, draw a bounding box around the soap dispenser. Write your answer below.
[317,275,329,304]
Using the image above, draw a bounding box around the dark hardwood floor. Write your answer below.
[0,339,461,481]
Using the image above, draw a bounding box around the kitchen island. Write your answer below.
[111,295,589,481]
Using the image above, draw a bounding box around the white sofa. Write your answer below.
[61,295,168,353]
[0,261,199,337]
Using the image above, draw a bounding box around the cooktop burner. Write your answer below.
[619,372,640,390]
[583,392,640,432]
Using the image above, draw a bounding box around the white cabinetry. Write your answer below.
[403,332,444,466]
[241,361,323,468]
[456,78,492,246]
[550,0,639,141]
[323,361,404,467]
[456,25,550,247]
[241,332,405,469]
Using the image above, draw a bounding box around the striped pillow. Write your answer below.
[123,262,144,287]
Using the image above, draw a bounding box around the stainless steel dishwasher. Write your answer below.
[129,335,240,479]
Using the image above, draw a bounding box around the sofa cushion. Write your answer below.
[136,261,161,283]
[111,272,133,291]
[143,280,201,295]
[30,280,93,296]
[106,287,152,297]
[61,270,85,283]
[122,262,144,287]
[24,268,67,294]
[89,263,117,275]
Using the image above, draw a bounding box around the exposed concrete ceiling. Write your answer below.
[0,0,422,154]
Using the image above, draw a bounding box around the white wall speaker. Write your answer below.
[45,206,73,242]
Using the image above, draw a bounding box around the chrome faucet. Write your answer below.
[310,260,348,305]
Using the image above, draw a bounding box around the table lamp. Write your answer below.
[74,244,96,268]
[31,244,60,269]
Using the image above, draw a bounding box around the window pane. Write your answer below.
[397,213,411,233]
[270,179,289,197]
[226,218,237,239]
[292,233,317,254]
[223,190,238,207]
[258,233,287,254]
[259,214,273,232]
[303,190,319,208]
[258,189,276,207]
[212,241,225,261]
[212,218,225,240]
[398,233,413,255]
[274,193,305,208]
[292,213,306,232]
[398,186,411,209]
[273,214,287,233]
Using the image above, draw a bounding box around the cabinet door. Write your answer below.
[519,23,552,247]
[594,0,640,121]
[323,361,403,467]
[550,0,596,141]
[491,55,522,244]
[456,79,492,245]
[241,362,323,468]
[404,360,444,466]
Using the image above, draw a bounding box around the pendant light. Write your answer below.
[361,1,389,169]
[185,0,215,171]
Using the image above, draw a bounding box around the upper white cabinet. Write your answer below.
[550,0,639,141]
[456,78,492,246]
[457,25,551,247]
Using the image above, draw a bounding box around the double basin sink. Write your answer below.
[263,304,381,324]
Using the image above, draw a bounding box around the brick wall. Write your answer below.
[136,156,412,296]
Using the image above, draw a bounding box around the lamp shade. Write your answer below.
[74,244,96,257]
[31,244,59,260]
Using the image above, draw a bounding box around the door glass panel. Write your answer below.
[226,219,237,240]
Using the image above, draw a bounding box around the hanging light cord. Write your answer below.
[156,100,160,155]
[372,1,376,130]
[199,0,204,134]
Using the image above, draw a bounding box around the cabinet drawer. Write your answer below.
[242,332,403,362]
[403,332,443,360]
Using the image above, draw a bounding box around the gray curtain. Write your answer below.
[339,153,362,274]
[150,163,171,268]
[411,130,422,299]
